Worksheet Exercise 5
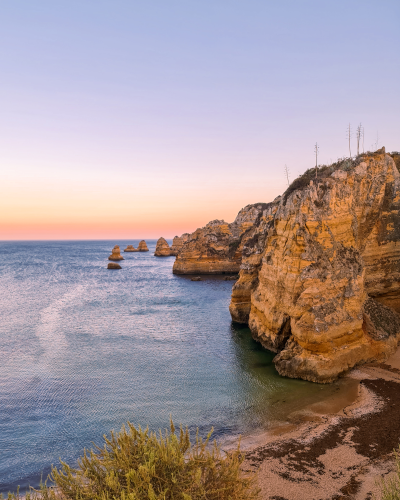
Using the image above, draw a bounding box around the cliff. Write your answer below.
[172,204,268,275]
[170,234,190,256]
[124,245,138,252]
[154,237,173,256]
[230,149,400,382]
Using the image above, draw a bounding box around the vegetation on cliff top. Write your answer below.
[3,421,259,500]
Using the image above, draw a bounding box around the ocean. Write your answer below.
[0,240,351,494]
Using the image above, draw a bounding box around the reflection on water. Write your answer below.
[0,241,354,493]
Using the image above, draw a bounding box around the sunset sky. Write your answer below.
[1,0,399,239]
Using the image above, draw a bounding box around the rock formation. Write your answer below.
[172,204,268,274]
[108,262,122,269]
[170,234,190,256]
[124,245,138,252]
[137,240,149,252]
[154,237,173,256]
[229,149,400,383]
[108,245,124,261]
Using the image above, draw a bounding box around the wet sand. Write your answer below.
[242,350,400,500]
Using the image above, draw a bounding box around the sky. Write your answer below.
[0,0,399,240]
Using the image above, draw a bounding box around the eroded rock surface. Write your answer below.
[172,204,268,274]
[108,245,124,261]
[154,237,172,256]
[124,245,138,252]
[170,234,190,256]
[230,150,400,382]
[137,240,149,252]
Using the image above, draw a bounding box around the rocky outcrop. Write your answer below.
[108,245,124,261]
[124,245,138,252]
[108,262,122,269]
[170,234,190,256]
[137,240,149,252]
[230,149,400,383]
[154,237,172,256]
[172,204,268,274]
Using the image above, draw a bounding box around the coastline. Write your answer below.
[238,350,400,500]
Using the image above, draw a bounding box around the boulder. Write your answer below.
[137,240,149,252]
[154,237,172,256]
[191,276,202,281]
[108,245,124,261]
[107,262,122,269]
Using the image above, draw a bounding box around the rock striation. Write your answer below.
[108,245,124,261]
[124,245,138,252]
[154,237,173,256]
[137,240,149,252]
[172,204,268,275]
[170,234,190,256]
[229,149,400,383]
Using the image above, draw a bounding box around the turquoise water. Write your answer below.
[0,241,346,493]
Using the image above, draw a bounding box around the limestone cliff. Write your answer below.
[172,204,268,275]
[154,237,173,256]
[138,240,149,252]
[230,150,400,382]
[170,234,190,256]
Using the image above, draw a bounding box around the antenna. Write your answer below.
[356,123,362,156]
[284,164,290,186]
[314,143,319,178]
[346,123,352,157]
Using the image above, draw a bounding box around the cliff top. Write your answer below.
[282,148,398,203]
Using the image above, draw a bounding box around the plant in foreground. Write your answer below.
[377,445,400,500]
[3,420,259,500]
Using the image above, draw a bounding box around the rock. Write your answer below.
[191,276,202,281]
[154,237,172,256]
[108,245,124,261]
[170,234,190,256]
[137,240,149,252]
[230,150,400,383]
[223,275,239,281]
[107,262,122,269]
[124,245,138,252]
[172,204,268,275]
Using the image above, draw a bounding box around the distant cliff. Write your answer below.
[172,204,268,274]
[229,149,400,382]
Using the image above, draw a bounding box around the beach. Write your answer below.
[240,350,400,499]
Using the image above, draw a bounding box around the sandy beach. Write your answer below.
[241,350,400,500]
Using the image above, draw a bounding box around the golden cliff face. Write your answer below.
[230,150,400,382]
[170,234,190,256]
[154,237,172,256]
[108,245,124,261]
[138,240,149,252]
[172,204,268,275]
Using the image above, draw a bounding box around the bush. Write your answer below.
[378,446,400,500]
[3,421,259,500]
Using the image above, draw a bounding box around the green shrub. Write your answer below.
[4,421,259,500]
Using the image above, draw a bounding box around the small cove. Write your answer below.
[0,240,356,494]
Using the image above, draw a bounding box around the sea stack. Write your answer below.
[124,245,138,252]
[137,240,149,252]
[154,237,172,256]
[108,245,124,261]
[230,149,400,383]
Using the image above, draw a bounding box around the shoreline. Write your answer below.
[237,350,400,500]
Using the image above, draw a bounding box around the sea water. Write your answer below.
[0,240,351,493]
